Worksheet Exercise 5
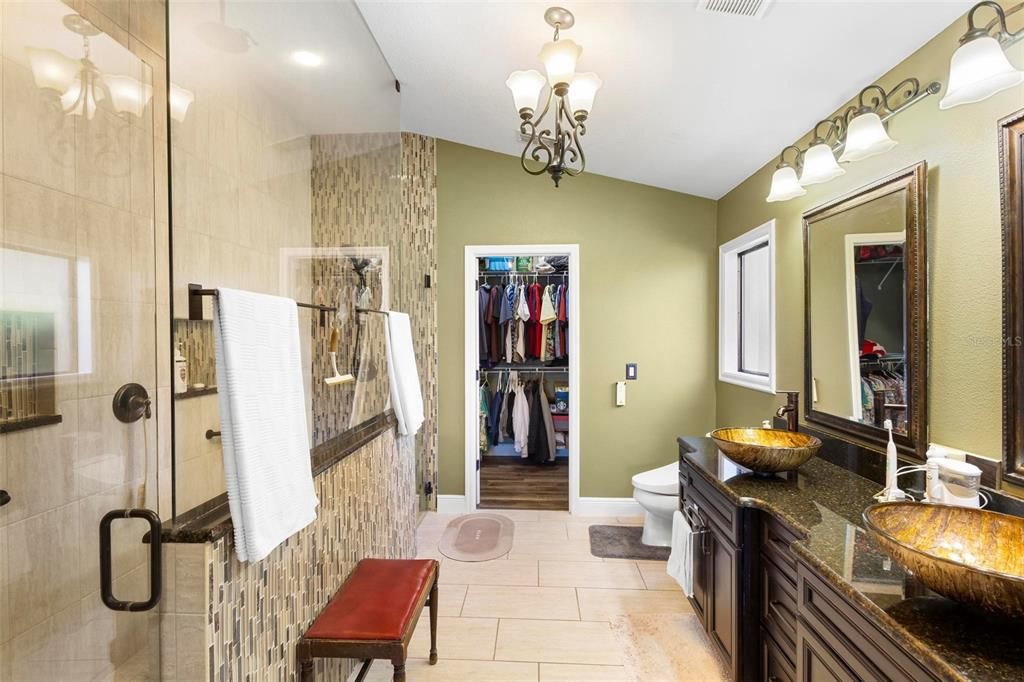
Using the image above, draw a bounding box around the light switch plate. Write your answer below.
[626,363,638,380]
[615,381,626,406]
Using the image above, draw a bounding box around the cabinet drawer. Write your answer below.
[761,558,797,656]
[683,471,740,545]
[762,628,795,682]
[797,563,939,682]
[761,515,800,581]
[795,619,856,682]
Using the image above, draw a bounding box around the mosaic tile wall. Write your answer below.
[172,319,217,390]
[309,132,438,509]
[204,428,417,681]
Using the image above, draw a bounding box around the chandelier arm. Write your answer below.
[563,123,586,176]
[519,119,553,176]
[969,0,1024,44]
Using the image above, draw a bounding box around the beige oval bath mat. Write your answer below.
[438,513,514,562]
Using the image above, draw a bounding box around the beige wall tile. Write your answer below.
[2,175,76,256]
[439,559,538,587]
[539,561,645,590]
[76,109,131,211]
[576,588,692,622]
[77,198,133,302]
[461,585,579,620]
[129,0,165,58]
[3,410,77,523]
[175,613,206,681]
[495,619,624,666]
[0,525,9,644]
[174,543,206,614]
[2,59,75,194]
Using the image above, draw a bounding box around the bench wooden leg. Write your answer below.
[429,574,439,665]
[392,660,406,682]
[299,658,314,682]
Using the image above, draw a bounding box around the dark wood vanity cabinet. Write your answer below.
[680,459,939,682]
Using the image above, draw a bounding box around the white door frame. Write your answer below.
[843,232,904,420]
[464,244,581,514]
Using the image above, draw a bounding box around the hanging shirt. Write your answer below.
[540,284,557,361]
[514,284,530,363]
[487,284,504,364]
[478,284,491,360]
[527,283,543,359]
[512,382,530,457]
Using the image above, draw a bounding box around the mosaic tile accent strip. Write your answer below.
[172,319,217,391]
[309,132,438,510]
[204,428,417,681]
[0,311,57,423]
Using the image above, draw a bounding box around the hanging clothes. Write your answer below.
[478,284,492,361]
[512,379,531,457]
[540,284,557,361]
[526,283,543,359]
[489,382,504,445]
[527,380,555,464]
[514,284,530,362]
[479,382,491,453]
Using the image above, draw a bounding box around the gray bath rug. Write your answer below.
[439,513,514,562]
[589,525,671,561]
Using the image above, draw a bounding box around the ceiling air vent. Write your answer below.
[696,0,773,20]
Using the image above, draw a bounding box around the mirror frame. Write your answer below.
[999,109,1024,487]
[802,162,928,460]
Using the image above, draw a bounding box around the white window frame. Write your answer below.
[719,220,776,394]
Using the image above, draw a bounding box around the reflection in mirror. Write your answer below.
[804,162,927,459]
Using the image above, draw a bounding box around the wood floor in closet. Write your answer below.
[479,456,568,511]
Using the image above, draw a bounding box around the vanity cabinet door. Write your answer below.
[708,525,739,674]
[690,527,710,627]
[796,621,855,682]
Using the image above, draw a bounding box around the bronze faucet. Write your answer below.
[775,391,799,432]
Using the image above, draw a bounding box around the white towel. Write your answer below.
[667,510,694,596]
[384,311,424,436]
[213,288,318,562]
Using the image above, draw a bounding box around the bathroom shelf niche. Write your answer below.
[0,413,63,434]
[173,386,218,400]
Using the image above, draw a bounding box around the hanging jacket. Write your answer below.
[527,381,552,465]
[512,382,530,457]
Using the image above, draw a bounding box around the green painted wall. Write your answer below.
[436,141,718,498]
[716,2,1023,461]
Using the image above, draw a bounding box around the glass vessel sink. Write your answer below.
[864,502,1024,618]
[708,427,822,473]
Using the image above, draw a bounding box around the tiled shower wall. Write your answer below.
[310,132,438,509]
[0,0,170,678]
[161,428,417,681]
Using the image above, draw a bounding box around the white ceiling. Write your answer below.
[356,0,973,198]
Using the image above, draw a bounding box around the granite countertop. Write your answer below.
[678,436,1024,682]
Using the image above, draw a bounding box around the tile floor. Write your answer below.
[365,511,696,681]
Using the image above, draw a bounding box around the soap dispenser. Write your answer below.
[174,343,188,395]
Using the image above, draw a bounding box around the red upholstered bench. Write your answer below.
[297,558,439,682]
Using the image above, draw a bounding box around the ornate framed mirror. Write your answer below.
[1000,110,1024,486]
[803,162,928,459]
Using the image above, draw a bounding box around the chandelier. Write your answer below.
[506,7,602,187]
[27,14,193,122]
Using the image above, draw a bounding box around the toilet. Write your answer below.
[631,462,680,546]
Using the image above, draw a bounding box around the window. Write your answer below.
[720,220,775,393]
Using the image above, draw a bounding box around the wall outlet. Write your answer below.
[626,363,638,380]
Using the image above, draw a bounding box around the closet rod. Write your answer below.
[480,367,568,373]
[479,272,568,277]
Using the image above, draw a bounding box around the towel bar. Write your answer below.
[188,283,336,326]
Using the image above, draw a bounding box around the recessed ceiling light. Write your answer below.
[290,50,323,67]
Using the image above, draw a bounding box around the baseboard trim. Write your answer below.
[437,495,468,513]
[574,497,643,517]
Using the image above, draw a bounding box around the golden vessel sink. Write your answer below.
[864,502,1024,618]
[709,427,822,473]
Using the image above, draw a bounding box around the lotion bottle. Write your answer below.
[174,343,188,394]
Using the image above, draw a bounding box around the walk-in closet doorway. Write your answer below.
[463,245,581,513]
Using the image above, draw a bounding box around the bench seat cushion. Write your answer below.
[304,559,436,642]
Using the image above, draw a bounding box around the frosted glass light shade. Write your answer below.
[766,166,806,203]
[799,142,845,185]
[170,83,195,122]
[104,74,153,117]
[568,72,602,117]
[26,47,80,92]
[538,38,581,86]
[940,35,1024,109]
[839,112,897,163]
[506,69,546,113]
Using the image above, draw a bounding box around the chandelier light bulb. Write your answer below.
[170,83,195,123]
[568,72,602,119]
[26,47,80,92]
[506,69,546,116]
[940,35,1024,109]
[766,165,806,203]
[60,76,102,119]
[538,38,581,91]
[104,74,154,117]
[839,111,897,163]
[799,142,845,186]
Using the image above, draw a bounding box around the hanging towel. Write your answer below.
[385,311,424,436]
[212,288,318,563]
[667,510,694,596]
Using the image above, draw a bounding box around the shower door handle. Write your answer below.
[99,508,162,611]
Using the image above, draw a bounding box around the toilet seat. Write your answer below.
[631,462,678,495]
